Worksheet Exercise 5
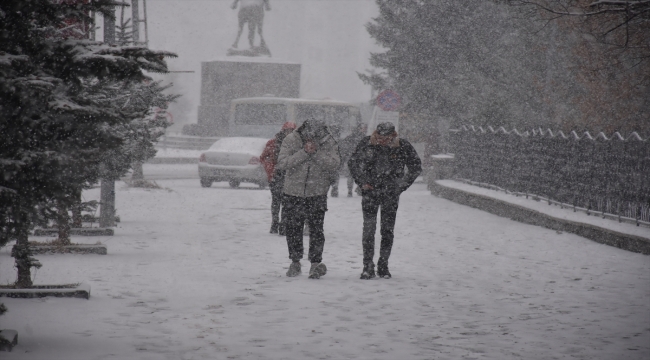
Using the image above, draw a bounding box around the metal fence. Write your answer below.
[449,126,650,226]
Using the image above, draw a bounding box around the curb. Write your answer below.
[0,283,90,299]
[33,228,114,236]
[30,244,107,255]
[430,181,650,255]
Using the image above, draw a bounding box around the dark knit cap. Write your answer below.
[376,122,396,136]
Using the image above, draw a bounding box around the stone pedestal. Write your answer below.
[191,57,301,137]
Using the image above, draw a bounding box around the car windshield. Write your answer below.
[209,137,269,153]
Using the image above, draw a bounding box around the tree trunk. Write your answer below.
[71,189,82,228]
[57,202,72,245]
[12,214,33,288]
[132,161,144,180]
[99,178,116,228]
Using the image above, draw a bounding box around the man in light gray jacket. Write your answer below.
[276,119,340,279]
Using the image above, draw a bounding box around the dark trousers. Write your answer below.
[283,194,327,263]
[330,172,340,193]
[270,180,284,226]
[347,176,355,194]
[331,166,355,194]
[362,190,400,266]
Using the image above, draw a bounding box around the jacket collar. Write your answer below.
[369,131,400,148]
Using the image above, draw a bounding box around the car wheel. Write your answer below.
[228,179,241,188]
[200,178,213,188]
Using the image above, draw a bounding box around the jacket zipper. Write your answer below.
[303,164,311,196]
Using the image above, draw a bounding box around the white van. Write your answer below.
[229,97,362,139]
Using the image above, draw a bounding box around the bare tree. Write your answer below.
[506,1,649,67]
[502,0,649,134]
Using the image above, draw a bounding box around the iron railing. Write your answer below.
[449,126,650,226]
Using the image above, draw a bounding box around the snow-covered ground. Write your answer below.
[1,165,649,360]
[135,163,199,180]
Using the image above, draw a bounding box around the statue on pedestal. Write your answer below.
[229,0,271,57]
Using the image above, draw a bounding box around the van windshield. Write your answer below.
[234,103,286,125]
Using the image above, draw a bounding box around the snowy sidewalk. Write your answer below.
[431,179,650,254]
[1,176,649,359]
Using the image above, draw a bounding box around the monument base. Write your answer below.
[190,57,301,137]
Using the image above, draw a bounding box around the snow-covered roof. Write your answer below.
[231,97,356,106]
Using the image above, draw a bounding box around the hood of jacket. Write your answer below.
[275,130,341,198]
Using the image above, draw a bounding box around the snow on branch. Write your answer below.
[63,41,177,78]
[0,186,18,195]
[13,76,60,90]
[0,53,29,66]
[506,0,650,16]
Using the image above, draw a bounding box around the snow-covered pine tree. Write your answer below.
[112,11,180,183]
[95,79,180,184]
[56,79,179,233]
[0,0,176,287]
[359,1,549,130]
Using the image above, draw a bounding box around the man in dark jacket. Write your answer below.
[348,122,422,279]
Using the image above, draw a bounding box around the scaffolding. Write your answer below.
[130,0,149,47]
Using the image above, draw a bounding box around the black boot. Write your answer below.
[377,258,391,279]
[278,223,285,236]
[270,221,279,234]
[360,262,375,280]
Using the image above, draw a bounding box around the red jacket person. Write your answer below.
[259,122,296,234]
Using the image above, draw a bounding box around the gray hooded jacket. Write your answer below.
[276,129,340,198]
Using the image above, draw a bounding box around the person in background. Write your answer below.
[339,123,367,197]
[328,123,342,197]
[260,122,296,234]
[276,119,340,279]
[348,122,422,279]
[423,127,441,169]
